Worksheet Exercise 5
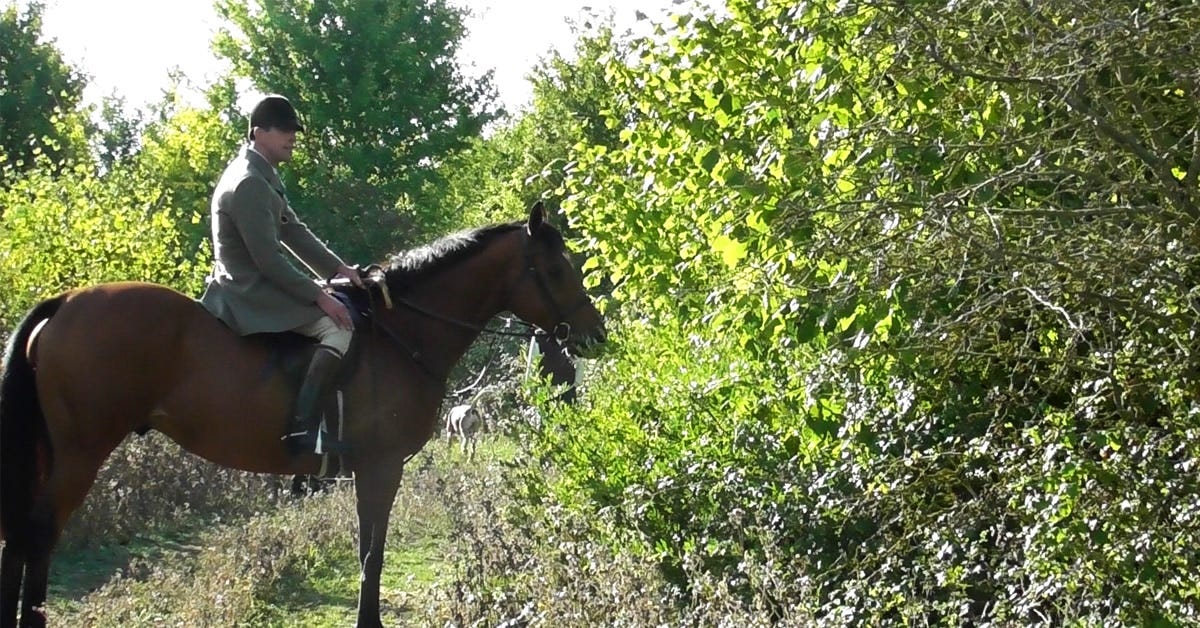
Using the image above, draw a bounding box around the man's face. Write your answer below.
[253,126,298,166]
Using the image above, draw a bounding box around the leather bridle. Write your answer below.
[514,232,593,343]
[353,229,592,377]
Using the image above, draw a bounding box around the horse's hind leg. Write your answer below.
[1,543,25,628]
[19,447,111,627]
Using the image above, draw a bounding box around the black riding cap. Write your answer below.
[247,95,305,140]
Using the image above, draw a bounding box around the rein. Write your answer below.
[344,230,584,378]
[390,296,535,339]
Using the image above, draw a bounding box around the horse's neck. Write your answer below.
[391,244,515,375]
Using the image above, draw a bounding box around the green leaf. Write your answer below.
[696,147,721,173]
[711,234,747,268]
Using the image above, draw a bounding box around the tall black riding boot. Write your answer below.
[283,346,351,455]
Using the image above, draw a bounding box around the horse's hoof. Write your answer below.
[19,607,47,628]
[353,615,384,628]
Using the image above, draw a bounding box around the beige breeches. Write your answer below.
[293,316,352,357]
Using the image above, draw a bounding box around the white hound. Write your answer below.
[445,403,483,460]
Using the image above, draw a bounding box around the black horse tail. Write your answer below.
[0,296,64,547]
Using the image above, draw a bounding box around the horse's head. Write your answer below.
[507,201,606,356]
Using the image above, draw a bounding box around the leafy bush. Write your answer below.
[57,485,359,626]
[62,433,281,548]
[518,318,815,584]
[415,440,818,627]
[517,0,1200,624]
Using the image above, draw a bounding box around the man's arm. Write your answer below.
[278,204,346,280]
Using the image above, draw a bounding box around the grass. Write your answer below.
[28,428,818,627]
[48,524,208,616]
[248,533,450,626]
[41,443,468,627]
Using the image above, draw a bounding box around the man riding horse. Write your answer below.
[200,94,363,456]
[0,91,607,628]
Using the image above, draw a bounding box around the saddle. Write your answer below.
[241,265,391,386]
[244,289,372,386]
[242,289,375,474]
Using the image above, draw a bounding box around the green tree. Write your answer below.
[514,0,1200,623]
[92,93,146,172]
[433,14,627,252]
[212,0,501,261]
[0,1,88,184]
[432,130,526,230]
[519,16,624,211]
[0,150,210,330]
[0,81,239,329]
[131,79,245,253]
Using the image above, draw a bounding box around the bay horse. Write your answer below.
[0,202,605,628]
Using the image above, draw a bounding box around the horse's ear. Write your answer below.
[526,200,545,235]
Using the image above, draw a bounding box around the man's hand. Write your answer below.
[334,264,365,289]
[317,291,354,330]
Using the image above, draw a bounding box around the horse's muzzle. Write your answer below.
[567,323,607,358]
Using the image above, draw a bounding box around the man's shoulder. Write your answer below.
[217,157,270,193]
[221,151,264,180]
[215,163,275,213]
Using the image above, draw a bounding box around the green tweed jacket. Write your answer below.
[199,147,345,335]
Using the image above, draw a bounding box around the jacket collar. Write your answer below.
[241,145,285,194]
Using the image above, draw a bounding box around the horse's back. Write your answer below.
[43,282,212,370]
[32,283,218,432]
[64,280,198,310]
[30,281,313,472]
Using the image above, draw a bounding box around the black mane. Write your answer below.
[381,221,523,289]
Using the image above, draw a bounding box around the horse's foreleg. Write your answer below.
[0,543,25,628]
[353,466,404,628]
